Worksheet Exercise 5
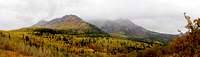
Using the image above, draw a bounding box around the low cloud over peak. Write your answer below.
[0,0,198,34]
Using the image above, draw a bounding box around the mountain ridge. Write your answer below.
[31,15,106,34]
[32,15,174,43]
[95,19,175,43]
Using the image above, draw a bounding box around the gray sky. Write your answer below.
[0,0,199,34]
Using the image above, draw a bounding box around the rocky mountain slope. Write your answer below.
[96,19,174,43]
[32,15,105,34]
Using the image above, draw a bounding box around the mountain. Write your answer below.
[102,19,146,35]
[32,15,174,43]
[98,19,174,43]
[32,15,105,34]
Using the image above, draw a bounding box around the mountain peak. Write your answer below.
[102,19,146,35]
[62,15,78,18]
[99,18,174,43]
[39,15,82,25]
[61,15,82,21]
[34,15,83,28]
[32,15,105,33]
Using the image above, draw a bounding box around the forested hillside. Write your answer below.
[0,28,158,57]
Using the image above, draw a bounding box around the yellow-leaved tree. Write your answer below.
[143,13,200,57]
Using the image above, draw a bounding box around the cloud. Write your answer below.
[0,0,199,34]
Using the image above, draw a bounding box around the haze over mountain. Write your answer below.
[0,0,197,34]
[101,19,147,35]
[97,19,174,43]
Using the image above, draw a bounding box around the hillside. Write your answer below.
[0,27,158,57]
[99,19,174,43]
[32,15,174,44]
[32,15,105,34]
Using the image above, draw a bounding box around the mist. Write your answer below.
[0,0,200,34]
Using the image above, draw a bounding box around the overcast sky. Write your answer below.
[0,0,200,34]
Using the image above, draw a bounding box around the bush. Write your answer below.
[143,13,200,57]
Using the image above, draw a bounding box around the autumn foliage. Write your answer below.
[143,13,200,57]
[0,27,157,57]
